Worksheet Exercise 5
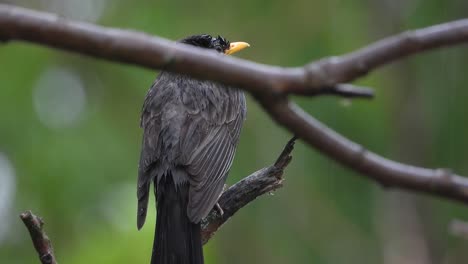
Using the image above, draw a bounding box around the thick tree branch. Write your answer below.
[2,5,468,96]
[20,211,58,264]
[1,5,468,213]
[0,4,373,98]
[201,137,296,244]
[261,99,468,204]
[306,20,468,87]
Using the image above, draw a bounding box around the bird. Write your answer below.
[137,34,249,264]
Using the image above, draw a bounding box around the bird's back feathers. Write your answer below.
[138,71,246,226]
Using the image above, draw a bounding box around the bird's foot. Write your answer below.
[215,203,224,216]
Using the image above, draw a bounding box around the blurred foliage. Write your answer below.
[1,0,468,263]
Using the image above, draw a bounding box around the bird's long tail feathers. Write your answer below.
[152,175,204,264]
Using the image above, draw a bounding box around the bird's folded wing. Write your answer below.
[185,125,236,223]
[181,94,245,223]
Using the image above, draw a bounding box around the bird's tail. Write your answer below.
[152,175,204,264]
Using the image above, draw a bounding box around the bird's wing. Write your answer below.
[137,77,165,229]
[180,87,246,223]
[137,73,246,226]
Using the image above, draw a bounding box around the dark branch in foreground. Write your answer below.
[20,211,58,264]
[201,137,296,244]
[0,4,374,98]
[1,5,468,96]
[2,5,468,224]
[19,139,295,259]
[261,99,468,204]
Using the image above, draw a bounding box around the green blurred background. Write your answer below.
[1,0,468,263]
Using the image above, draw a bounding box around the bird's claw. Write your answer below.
[215,203,224,216]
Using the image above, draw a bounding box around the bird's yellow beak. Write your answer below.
[225,42,250,55]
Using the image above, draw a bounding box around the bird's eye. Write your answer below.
[215,46,223,52]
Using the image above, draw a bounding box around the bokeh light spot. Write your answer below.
[0,153,16,244]
[39,0,108,22]
[33,68,87,129]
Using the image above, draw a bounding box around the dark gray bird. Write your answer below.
[137,34,249,264]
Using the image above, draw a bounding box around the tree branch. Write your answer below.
[19,138,295,261]
[20,211,58,264]
[0,4,372,98]
[2,5,468,96]
[308,84,374,98]
[2,5,468,213]
[201,137,296,244]
[306,20,468,87]
[261,99,468,204]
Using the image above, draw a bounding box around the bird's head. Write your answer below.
[180,34,250,55]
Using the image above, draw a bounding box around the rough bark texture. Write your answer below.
[20,211,58,264]
[201,137,295,243]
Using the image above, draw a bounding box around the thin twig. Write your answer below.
[311,84,374,98]
[201,137,296,244]
[20,211,58,264]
